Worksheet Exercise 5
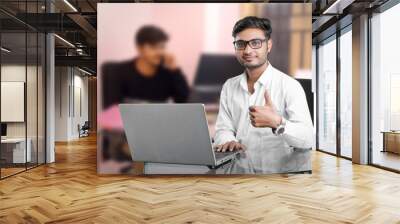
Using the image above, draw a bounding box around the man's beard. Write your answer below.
[239,56,268,69]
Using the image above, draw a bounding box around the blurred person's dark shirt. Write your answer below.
[102,58,190,109]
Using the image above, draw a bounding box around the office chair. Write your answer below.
[78,121,90,138]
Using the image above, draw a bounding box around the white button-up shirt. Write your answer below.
[214,63,314,173]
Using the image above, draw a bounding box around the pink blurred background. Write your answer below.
[98,3,242,88]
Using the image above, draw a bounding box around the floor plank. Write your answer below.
[1,135,400,223]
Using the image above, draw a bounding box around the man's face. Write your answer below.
[234,28,272,69]
[137,42,167,67]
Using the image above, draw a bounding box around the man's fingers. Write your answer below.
[250,117,254,123]
[231,143,238,151]
[235,143,243,150]
[249,112,258,124]
[249,106,256,112]
[216,141,247,152]
[221,142,230,152]
[237,143,245,151]
[228,142,239,152]
[220,144,226,152]
[249,112,256,119]
[165,53,174,62]
[229,142,236,151]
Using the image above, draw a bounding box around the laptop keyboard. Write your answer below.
[215,151,237,160]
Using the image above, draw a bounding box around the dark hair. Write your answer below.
[135,25,169,45]
[232,16,272,40]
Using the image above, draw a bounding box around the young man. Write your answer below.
[100,25,190,173]
[214,16,313,172]
[102,25,190,109]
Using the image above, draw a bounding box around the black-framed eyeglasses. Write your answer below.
[233,39,267,50]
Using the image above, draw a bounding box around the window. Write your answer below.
[317,36,337,154]
[370,2,400,171]
[339,28,352,158]
[0,2,46,179]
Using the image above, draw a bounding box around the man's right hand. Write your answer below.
[214,141,246,152]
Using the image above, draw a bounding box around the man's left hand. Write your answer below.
[249,89,282,128]
[163,53,178,71]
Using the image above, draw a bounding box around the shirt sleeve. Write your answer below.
[101,63,121,110]
[170,68,190,103]
[214,81,238,145]
[282,79,314,149]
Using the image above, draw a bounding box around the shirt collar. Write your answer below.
[239,62,274,92]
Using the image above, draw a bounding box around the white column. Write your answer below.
[45,0,56,163]
[352,14,369,164]
[46,32,55,163]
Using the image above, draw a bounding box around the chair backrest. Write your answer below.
[82,121,90,129]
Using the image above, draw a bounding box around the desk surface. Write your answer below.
[381,131,400,134]
[1,138,27,143]
[142,147,312,175]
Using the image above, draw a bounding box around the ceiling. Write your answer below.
[0,0,392,75]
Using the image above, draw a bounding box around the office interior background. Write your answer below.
[0,0,400,222]
[1,0,399,177]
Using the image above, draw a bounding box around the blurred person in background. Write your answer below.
[102,25,190,109]
[213,16,313,173]
[100,25,190,173]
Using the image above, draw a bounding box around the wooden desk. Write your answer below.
[1,138,32,164]
[381,131,400,154]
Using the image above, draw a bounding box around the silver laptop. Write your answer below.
[119,104,239,168]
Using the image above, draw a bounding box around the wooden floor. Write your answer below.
[0,167,26,178]
[1,135,400,224]
[373,151,400,171]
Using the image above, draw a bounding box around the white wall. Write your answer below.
[1,65,38,137]
[71,73,89,138]
[1,65,26,133]
[55,66,69,141]
[1,63,46,164]
[55,67,89,141]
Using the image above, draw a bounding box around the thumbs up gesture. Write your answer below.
[249,89,282,128]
